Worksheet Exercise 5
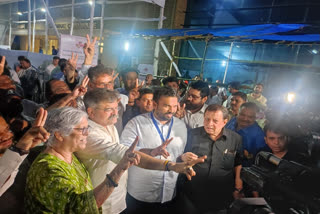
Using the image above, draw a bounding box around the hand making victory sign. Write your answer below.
[84,34,97,65]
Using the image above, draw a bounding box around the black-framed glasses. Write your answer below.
[73,127,89,135]
[96,106,121,113]
[92,81,114,88]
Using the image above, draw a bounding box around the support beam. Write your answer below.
[8,4,12,47]
[28,0,31,51]
[188,40,201,58]
[32,0,36,52]
[169,40,176,76]
[40,0,60,39]
[70,0,74,35]
[200,40,209,80]
[160,41,181,77]
[89,0,95,38]
[99,0,105,40]
[222,42,234,84]
[45,0,48,53]
[153,4,165,76]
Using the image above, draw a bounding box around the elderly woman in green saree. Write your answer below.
[25,107,140,214]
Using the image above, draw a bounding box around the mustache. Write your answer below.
[107,114,118,120]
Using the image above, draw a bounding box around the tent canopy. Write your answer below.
[124,24,320,42]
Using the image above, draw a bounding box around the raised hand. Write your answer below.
[175,103,186,119]
[0,56,5,76]
[83,34,97,65]
[111,70,119,82]
[71,75,89,98]
[68,52,78,70]
[150,138,173,158]
[16,108,50,151]
[119,136,141,170]
[128,79,145,104]
[180,152,198,162]
[171,155,207,180]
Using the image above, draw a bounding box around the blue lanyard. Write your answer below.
[150,112,174,143]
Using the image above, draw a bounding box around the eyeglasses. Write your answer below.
[92,81,114,88]
[73,127,89,135]
[186,93,201,100]
[96,106,121,113]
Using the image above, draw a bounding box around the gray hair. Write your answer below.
[83,88,119,110]
[205,104,229,120]
[44,107,88,146]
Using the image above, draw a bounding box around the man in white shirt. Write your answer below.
[76,88,205,214]
[45,56,60,76]
[206,85,222,105]
[181,80,209,129]
[120,87,190,214]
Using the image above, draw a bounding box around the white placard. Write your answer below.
[59,34,98,69]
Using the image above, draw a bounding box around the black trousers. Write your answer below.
[124,193,176,214]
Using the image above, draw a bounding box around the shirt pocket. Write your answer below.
[222,150,236,170]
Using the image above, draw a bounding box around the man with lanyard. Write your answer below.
[120,87,193,214]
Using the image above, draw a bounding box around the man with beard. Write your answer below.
[120,87,193,214]
[224,81,241,108]
[122,88,153,127]
[117,68,141,96]
[247,83,267,111]
[228,91,247,119]
[182,80,209,129]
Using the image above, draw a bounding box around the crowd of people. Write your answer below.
[0,34,312,214]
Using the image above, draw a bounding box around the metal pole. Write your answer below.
[222,42,234,84]
[200,39,209,80]
[153,4,165,76]
[32,0,36,52]
[89,0,95,38]
[294,45,301,64]
[45,0,48,53]
[8,4,12,47]
[70,0,74,35]
[28,0,31,51]
[169,40,176,76]
[160,41,182,77]
[99,0,105,40]
[40,0,60,39]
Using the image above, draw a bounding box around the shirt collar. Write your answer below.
[150,111,172,126]
[200,126,227,141]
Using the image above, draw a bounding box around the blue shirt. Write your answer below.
[226,117,267,166]
[116,87,129,96]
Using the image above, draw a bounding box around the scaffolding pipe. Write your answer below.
[45,0,48,53]
[28,0,31,51]
[70,0,74,35]
[99,0,105,40]
[200,40,209,80]
[89,0,95,38]
[222,42,234,84]
[169,40,176,76]
[40,0,60,38]
[8,4,11,47]
[153,4,165,76]
[160,41,182,77]
[32,0,36,52]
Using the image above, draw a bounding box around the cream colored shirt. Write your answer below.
[247,93,267,110]
[76,119,129,214]
[0,150,27,196]
[184,103,208,129]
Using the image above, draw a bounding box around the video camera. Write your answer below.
[240,152,320,214]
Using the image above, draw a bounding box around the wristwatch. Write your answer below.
[9,145,29,156]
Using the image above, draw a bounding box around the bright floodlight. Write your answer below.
[285,92,296,103]
[17,12,22,16]
[221,60,226,66]
[40,8,46,12]
[312,49,318,54]
[124,41,130,51]
[88,0,93,5]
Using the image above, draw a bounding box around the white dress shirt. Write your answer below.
[76,119,129,214]
[120,113,187,203]
[184,103,208,129]
[45,64,56,76]
[0,150,27,196]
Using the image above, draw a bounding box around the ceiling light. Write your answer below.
[40,8,46,12]
[312,49,318,54]
[17,12,22,16]
[88,1,93,5]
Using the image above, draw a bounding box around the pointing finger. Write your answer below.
[128,136,139,152]
[33,108,45,127]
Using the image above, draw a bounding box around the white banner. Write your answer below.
[108,0,165,8]
[59,34,98,69]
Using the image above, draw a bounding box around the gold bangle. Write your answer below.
[163,160,169,166]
